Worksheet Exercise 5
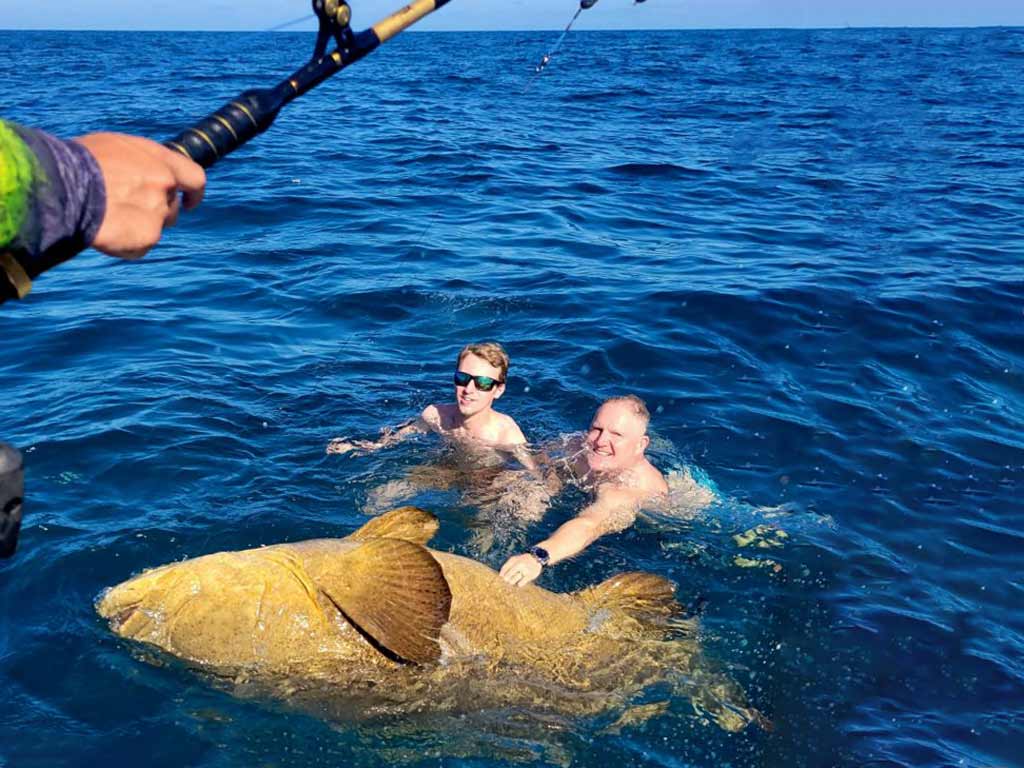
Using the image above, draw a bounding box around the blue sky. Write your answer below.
[1,0,1022,31]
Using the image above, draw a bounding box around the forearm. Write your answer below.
[1,120,106,302]
[374,419,426,448]
[501,491,636,586]
[514,445,533,470]
[536,517,602,565]
[327,419,426,454]
[499,515,603,586]
[515,447,563,492]
[509,442,542,474]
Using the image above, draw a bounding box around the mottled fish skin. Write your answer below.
[97,508,761,732]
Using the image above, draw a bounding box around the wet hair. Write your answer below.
[457,342,510,381]
[600,394,651,432]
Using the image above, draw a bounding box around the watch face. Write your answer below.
[530,546,550,565]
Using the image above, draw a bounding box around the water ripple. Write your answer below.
[1,26,1022,768]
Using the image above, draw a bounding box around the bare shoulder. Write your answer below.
[495,411,528,445]
[584,484,643,533]
[642,461,670,496]
[593,482,647,508]
[594,464,667,508]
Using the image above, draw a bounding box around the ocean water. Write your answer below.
[1,24,1023,768]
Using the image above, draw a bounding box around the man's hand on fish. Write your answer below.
[499,552,543,587]
[499,498,625,588]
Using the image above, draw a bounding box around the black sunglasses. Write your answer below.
[453,371,504,392]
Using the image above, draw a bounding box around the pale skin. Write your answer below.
[75,133,206,259]
[499,400,668,587]
[326,352,529,456]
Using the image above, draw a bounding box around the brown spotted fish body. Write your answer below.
[98,507,762,732]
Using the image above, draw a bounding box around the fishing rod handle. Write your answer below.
[163,0,454,168]
[165,86,287,169]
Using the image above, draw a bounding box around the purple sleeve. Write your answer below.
[28,130,107,256]
[2,122,107,287]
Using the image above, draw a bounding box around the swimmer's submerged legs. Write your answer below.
[363,463,461,515]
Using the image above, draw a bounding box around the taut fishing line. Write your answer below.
[525,0,648,92]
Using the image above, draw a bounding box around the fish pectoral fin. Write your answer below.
[349,506,439,546]
[577,571,684,627]
[319,538,451,664]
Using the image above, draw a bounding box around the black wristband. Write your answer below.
[528,545,550,567]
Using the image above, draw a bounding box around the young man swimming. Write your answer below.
[499,394,668,587]
[326,341,529,455]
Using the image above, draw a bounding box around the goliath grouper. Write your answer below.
[97,507,766,732]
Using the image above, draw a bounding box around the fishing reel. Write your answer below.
[0,443,24,559]
[167,0,449,167]
[312,0,355,60]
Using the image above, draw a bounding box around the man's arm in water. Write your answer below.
[326,406,437,455]
[499,484,643,587]
[1,120,205,304]
[509,442,539,471]
[500,417,541,471]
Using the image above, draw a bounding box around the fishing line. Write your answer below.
[166,0,457,168]
[267,13,316,32]
[249,1,650,255]
[523,5,585,92]
[525,0,647,92]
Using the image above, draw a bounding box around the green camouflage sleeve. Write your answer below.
[0,119,106,303]
[0,121,37,297]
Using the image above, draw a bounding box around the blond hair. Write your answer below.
[457,342,510,381]
[601,394,651,432]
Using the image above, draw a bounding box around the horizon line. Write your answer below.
[1,23,1022,33]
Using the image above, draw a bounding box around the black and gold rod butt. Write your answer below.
[165,0,452,169]
[165,85,290,169]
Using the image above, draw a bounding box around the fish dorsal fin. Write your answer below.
[349,506,439,546]
[577,572,683,625]
[319,538,451,664]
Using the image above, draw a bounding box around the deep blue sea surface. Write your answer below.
[2,24,1023,768]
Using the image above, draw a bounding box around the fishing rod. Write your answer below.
[166,0,454,168]
[1,0,457,561]
[527,0,647,89]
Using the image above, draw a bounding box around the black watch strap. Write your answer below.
[528,545,550,567]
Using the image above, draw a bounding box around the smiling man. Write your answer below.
[499,394,667,587]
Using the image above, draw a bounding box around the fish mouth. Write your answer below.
[96,583,145,630]
[97,583,134,619]
[96,590,153,642]
[95,566,182,640]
